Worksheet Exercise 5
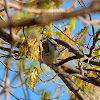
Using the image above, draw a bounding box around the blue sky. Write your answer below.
[0,0,99,100]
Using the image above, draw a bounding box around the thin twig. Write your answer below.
[81,0,95,48]
[94,47,100,51]
[0,60,18,72]
[82,68,100,73]
[0,46,18,53]
[20,60,28,99]
[0,84,20,100]
[77,16,100,25]
[80,0,95,34]
[53,24,89,49]
[89,29,100,56]
[4,0,13,99]
[40,63,65,85]
[23,63,30,99]
[67,77,90,99]
[0,77,26,89]
[54,38,100,66]
[77,0,95,49]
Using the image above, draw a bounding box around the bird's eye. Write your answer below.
[42,41,48,49]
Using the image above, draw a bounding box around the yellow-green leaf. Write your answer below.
[67,18,76,32]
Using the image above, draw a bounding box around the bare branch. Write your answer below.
[53,24,88,48]
[47,63,84,100]
[89,29,100,56]
[0,1,74,14]
[53,63,100,87]
[0,29,12,44]
[73,74,100,87]
[55,56,78,66]
[40,63,65,85]
[58,74,84,100]
[77,0,95,35]
[0,84,20,100]
[3,0,11,97]
[0,1,100,28]
[54,39,100,66]
[82,68,100,73]
[0,46,18,53]
[77,16,100,25]
[54,38,84,57]
[0,60,18,72]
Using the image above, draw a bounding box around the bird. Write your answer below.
[42,38,60,64]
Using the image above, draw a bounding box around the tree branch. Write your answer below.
[54,38,84,57]
[89,29,100,56]
[82,68,100,73]
[0,1,100,28]
[58,73,84,100]
[54,63,100,87]
[74,74,100,87]
[54,39,100,66]
[0,46,18,53]
[55,56,78,66]
[47,63,84,100]
[77,16,100,25]
[0,84,20,100]
[0,1,74,14]
[0,29,100,67]
[0,29,12,43]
